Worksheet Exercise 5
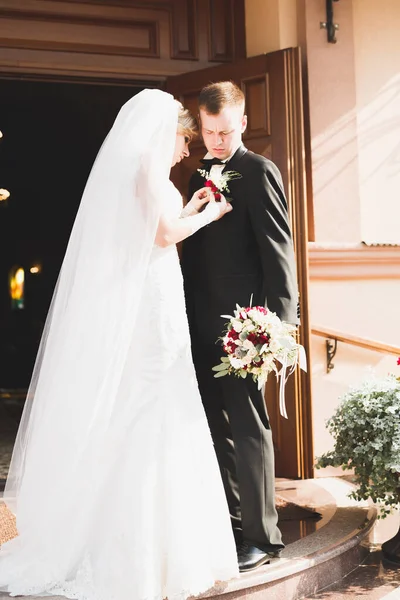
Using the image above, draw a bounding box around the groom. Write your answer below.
[181,81,299,572]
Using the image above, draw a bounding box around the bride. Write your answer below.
[0,89,238,600]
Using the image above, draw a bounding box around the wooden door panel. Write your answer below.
[242,75,271,137]
[166,49,313,479]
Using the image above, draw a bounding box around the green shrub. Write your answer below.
[316,374,400,517]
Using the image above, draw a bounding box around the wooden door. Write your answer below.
[166,48,313,479]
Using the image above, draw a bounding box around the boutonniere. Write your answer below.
[197,168,242,200]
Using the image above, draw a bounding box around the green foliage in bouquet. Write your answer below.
[316,374,400,517]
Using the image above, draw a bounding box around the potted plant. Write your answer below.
[316,359,400,563]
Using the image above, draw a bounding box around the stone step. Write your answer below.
[302,549,400,599]
[199,477,377,600]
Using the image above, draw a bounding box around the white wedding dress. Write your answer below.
[0,92,238,600]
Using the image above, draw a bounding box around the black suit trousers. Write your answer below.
[191,338,284,551]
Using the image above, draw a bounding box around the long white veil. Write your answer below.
[2,89,178,536]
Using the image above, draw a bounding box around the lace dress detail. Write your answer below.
[0,182,238,600]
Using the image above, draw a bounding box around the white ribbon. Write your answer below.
[278,345,307,419]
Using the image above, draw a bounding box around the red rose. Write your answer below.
[205,180,213,188]
[228,330,239,340]
[214,192,221,201]
[224,341,236,354]
[397,357,400,366]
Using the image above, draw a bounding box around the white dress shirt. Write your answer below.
[203,146,240,187]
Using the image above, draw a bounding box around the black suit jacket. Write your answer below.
[182,145,299,347]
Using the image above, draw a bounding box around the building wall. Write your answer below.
[353,0,400,243]
[246,0,400,245]
[302,0,361,243]
[245,0,298,56]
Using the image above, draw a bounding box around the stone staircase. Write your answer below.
[200,477,377,600]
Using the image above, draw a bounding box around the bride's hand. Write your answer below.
[204,193,232,222]
[188,187,213,213]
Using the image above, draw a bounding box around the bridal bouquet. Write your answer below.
[212,304,306,418]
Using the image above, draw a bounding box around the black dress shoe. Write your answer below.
[264,547,283,558]
[237,542,271,572]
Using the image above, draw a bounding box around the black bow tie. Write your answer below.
[200,157,225,166]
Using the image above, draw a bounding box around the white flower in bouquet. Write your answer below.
[232,319,243,333]
[230,357,244,370]
[242,339,255,351]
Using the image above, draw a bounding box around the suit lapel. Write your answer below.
[222,144,248,174]
[221,145,248,200]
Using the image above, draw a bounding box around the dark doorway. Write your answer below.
[0,79,143,388]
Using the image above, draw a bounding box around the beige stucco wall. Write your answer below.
[245,0,400,244]
[353,0,400,243]
[245,0,298,57]
[311,277,400,345]
[303,0,361,243]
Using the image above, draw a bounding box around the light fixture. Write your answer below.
[10,267,25,309]
[320,0,340,44]
[0,130,10,204]
[30,265,41,274]
[0,188,10,202]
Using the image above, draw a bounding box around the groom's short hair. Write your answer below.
[199,81,245,115]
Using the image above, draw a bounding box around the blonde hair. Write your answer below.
[176,102,199,141]
[199,81,245,115]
